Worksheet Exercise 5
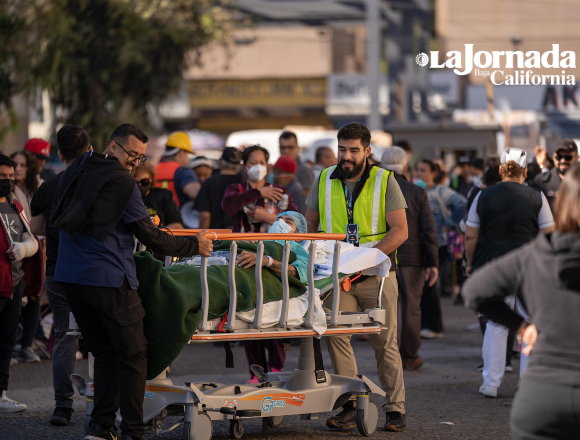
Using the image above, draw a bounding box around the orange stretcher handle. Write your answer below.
[163,229,231,237]
[201,233,346,241]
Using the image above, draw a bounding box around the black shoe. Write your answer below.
[84,422,119,440]
[384,412,406,432]
[326,401,357,429]
[50,407,74,426]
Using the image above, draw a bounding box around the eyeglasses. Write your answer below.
[137,178,151,187]
[113,141,147,165]
[555,153,574,162]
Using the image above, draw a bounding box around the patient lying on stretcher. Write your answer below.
[236,211,310,284]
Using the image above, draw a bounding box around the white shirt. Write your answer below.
[466,190,554,229]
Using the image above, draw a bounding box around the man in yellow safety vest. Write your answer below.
[305,122,409,432]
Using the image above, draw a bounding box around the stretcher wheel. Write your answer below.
[267,415,285,428]
[229,419,243,439]
[183,413,212,440]
[356,401,378,436]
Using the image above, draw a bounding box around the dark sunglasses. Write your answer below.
[137,178,151,187]
[555,153,574,162]
[114,141,147,165]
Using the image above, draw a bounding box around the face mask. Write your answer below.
[472,175,483,188]
[268,219,293,234]
[247,164,268,182]
[415,179,427,189]
[139,185,151,197]
[0,179,15,198]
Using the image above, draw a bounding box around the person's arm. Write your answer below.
[129,217,211,257]
[306,208,320,233]
[538,192,555,234]
[165,222,184,229]
[443,189,467,229]
[221,184,262,216]
[464,226,479,275]
[462,246,527,331]
[236,250,300,279]
[182,181,201,201]
[7,232,39,262]
[198,212,211,229]
[419,191,439,286]
[30,214,46,236]
[375,209,408,256]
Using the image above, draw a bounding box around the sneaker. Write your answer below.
[420,329,443,339]
[246,376,259,384]
[17,347,41,363]
[50,407,74,426]
[326,401,357,429]
[476,363,484,371]
[505,362,514,373]
[85,422,119,440]
[9,358,18,367]
[403,357,423,371]
[384,412,406,432]
[270,367,282,373]
[479,385,498,398]
[0,391,27,413]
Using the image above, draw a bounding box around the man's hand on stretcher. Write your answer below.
[236,250,299,279]
[195,229,213,257]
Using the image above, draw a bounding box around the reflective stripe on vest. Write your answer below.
[155,161,182,207]
[319,165,390,247]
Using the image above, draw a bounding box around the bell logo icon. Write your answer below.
[416,53,429,67]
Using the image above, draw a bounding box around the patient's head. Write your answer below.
[272,211,307,234]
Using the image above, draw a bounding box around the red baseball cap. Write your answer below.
[274,155,297,173]
[24,138,51,158]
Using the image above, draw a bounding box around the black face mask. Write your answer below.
[0,179,15,199]
[139,185,151,197]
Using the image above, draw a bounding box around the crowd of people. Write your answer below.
[0,121,579,440]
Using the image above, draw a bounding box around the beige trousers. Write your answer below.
[324,274,405,414]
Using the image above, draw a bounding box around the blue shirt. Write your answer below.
[55,183,149,289]
[174,166,198,206]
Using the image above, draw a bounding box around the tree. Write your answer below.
[1,0,235,148]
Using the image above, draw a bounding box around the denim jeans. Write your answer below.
[46,275,78,408]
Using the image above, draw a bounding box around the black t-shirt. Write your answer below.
[142,187,183,227]
[30,172,62,276]
[195,172,243,229]
[532,167,561,213]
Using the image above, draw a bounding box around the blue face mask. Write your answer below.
[268,219,293,234]
[415,179,427,189]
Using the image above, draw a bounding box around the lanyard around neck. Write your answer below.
[343,177,361,224]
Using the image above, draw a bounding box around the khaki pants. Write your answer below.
[324,274,405,414]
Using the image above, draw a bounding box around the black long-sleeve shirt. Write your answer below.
[463,231,580,386]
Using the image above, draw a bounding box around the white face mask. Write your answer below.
[247,164,268,182]
[472,175,483,188]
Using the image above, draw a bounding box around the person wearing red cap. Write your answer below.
[273,155,306,215]
[24,138,55,181]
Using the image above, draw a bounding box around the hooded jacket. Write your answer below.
[463,231,580,385]
[0,196,43,299]
[51,151,135,240]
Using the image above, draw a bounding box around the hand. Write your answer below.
[466,265,472,277]
[248,206,269,222]
[6,244,16,262]
[425,267,439,287]
[535,146,547,166]
[236,250,258,268]
[258,185,283,202]
[521,324,537,356]
[195,229,213,257]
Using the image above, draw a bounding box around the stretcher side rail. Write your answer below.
[162,231,387,341]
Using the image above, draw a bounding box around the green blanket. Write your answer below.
[134,241,307,379]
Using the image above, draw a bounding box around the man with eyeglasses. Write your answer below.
[51,123,212,440]
[279,131,314,197]
[532,139,579,212]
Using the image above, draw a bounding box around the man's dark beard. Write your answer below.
[338,158,365,180]
[558,164,569,175]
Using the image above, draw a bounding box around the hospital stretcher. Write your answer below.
[69,231,389,439]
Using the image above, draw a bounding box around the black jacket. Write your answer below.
[531,167,561,213]
[394,174,439,267]
[463,231,580,386]
[51,151,135,240]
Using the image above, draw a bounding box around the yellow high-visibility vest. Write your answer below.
[318,165,391,247]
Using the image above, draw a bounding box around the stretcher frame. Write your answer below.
[70,231,389,439]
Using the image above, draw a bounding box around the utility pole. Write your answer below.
[366,0,381,130]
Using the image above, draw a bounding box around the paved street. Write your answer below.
[1,298,518,440]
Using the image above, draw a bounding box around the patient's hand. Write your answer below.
[236,250,259,268]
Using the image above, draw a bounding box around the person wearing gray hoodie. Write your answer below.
[463,163,580,440]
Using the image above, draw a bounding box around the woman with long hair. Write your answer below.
[464,148,555,398]
[463,162,580,438]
